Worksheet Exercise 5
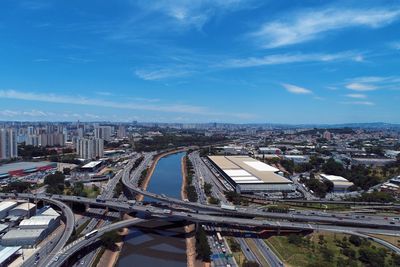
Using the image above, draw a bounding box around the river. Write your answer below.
[117,152,187,267]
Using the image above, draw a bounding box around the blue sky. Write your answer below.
[0,0,399,124]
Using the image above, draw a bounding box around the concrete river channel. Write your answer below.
[117,152,187,267]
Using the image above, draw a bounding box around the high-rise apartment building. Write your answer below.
[94,126,112,141]
[0,128,18,160]
[117,125,126,138]
[76,138,104,159]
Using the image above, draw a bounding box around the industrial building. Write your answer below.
[319,174,354,193]
[0,246,21,267]
[0,203,60,247]
[0,161,56,179]
[0,201,18,220]
[19,216,59,230]
[81,160,103,172]
[1,228,48,247]
[8,203,36,218]
[208,155,294,193]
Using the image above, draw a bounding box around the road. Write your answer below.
[71,154,140,267]
[48,218,147,267]
[21,197,75,267]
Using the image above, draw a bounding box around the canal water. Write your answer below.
[117,152,187,267]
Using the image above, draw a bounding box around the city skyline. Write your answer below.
[1,0,400,123]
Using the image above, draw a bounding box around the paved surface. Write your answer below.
[48,218,147,267]
[21,197,75,267]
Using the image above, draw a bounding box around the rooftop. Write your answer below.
[11,202,36,211]
[208,156,291,184]
[0,201,17,212]
[2,228,46,239]
[320,174,349,182]
[20,216,55,227]
[0,246,21,265]
[0,161,55,174]
[82,161,102,168]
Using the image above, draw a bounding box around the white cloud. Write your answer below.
[0,89,252,119]
[344,76,400,92]
[341,101,375,106]
[345,93,367,99]
[346,83,378,91]
[221,51,363,68]
[282,83,312,94]
[252,7,400,48]
[135,68,191,80]
[136,0,250,30]
[0,109,52,117]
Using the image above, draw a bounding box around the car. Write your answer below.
[54,256,59,262]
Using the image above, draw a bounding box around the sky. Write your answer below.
[0,0,399,124]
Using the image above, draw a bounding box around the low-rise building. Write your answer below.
[320,174,354,193]
[1,228,47,247]
[19,216,59,230]
[8,203,36,218]
[283,155,310,164]
[0,245,21,266]
[208,155,294,193]
[0,202,18,220]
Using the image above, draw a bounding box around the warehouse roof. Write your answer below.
[0,161,55,174]
[11,202,36,212]
[82,161,102,169]
[0,246,21,265]
[0,201,17,212]
[1,228,46,240]
[208,156,291,184]
[0,224,8,233]
[20,216,55,227]
[38,206,60,217]
[320,174,349,182]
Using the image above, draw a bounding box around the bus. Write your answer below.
[85,230,98,239]
[216,232,223,243]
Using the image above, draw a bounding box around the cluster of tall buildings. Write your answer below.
[19,125,67,147]
[76,138,104,159]
[0,122,131,161]
[0,128,18,160]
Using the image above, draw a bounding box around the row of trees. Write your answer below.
[285,232,400,267]
[185,156,198,202]
[195,227,211,261]
[134,134,226,152]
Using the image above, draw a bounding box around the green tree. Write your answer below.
[44,171,65,194]
[195,227,211,261]
[204,182,212,196]
[349,235,362,247]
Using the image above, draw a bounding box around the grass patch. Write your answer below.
[226,237,246,266]
[266,231,399,267]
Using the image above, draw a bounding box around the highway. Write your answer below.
[120,157,400,232]
[48,218,147,267]
[189,151,229,204]
[70,155,140,266]
[2,149,400,266]
[252,238,282,267]
[2,191,400,267]
[20,196,75,267]
[3,191,400,236]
